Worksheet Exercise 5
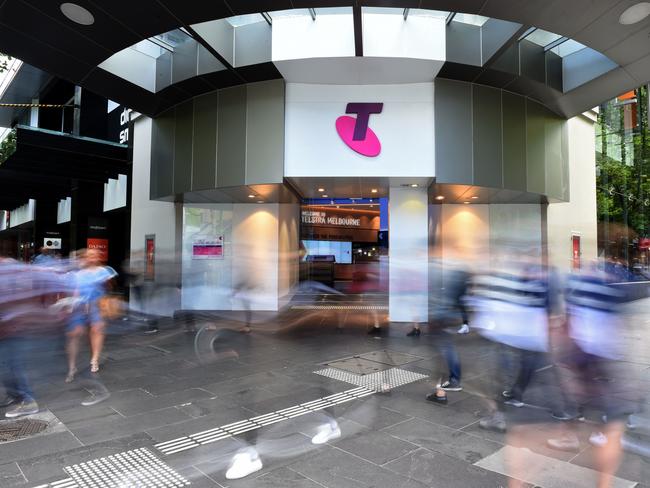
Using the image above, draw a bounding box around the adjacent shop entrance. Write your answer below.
[299,197,388,295]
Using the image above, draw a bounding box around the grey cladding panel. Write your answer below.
[235,22,272,67]
[519,40,545,84]
[446,23,481,66]
[246,80,284,185]
[491,43,519,74]
[173,100,194,194]
[526,100,546,195]
[481,18,522,63]
[217,85,247,187]
[544,111,566,201]
[546,51,562,92]
[192,92,218,191]
[435,79,473,184]
[172,39,199,85]
[502,92,527,191]
[150,109,174,199]
[472,85,503,188]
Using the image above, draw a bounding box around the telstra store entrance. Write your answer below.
[299,197,389,296]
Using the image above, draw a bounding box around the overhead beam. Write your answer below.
[353,5,363,57]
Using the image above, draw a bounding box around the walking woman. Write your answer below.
[65,249,117,382]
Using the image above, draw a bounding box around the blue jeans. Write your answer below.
[433,331,461,384]
[0,337,35,402]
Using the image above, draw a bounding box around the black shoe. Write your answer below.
[426,392,448,405]
[406,328,421,337]
[440,380,462,392]
[551,411,574,421]
[0,396,18,408]
[368,327,381,336]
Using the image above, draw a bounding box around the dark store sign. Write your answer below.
[301,210,361,227]
[108,104,132,144]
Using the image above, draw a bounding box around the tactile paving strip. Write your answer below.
[155,386,375,455]
[63,448,189,488]
[315,367,428,390]
[290,305,388,310]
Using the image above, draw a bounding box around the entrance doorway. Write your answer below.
[299,197,388,296]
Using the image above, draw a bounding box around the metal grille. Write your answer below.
[315,367,428,390]
[357,350,422,366]
[155,386,375,455]
[0,419,48,442]
[290,305,388,310]
[64,448,189,488]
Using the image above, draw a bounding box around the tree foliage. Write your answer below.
[0,54,9,73]
[0,129,16,165]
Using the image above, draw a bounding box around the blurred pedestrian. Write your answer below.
[546,263,626,488]
[65,249,117,382]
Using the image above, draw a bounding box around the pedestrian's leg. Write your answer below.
[65,327,84,382]
[89,322,105,372]
[441,334,462,385]
[594,421,624,488]
[510,351,541,402]
[12,338,34,402]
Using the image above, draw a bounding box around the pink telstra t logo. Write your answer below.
[335,103,383,157]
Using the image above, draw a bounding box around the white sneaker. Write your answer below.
[225,450,263,480]
[457,324,470,334]
[312,422,342,445]
[589,431,608,447]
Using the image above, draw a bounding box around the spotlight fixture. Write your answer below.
[60,3,95,25]
[371,188,378,193]
[248,194,255,198]
[410,184,419,188]
[471,196,479,200]
[318,188,325,192]
[619,2,650,24]
[435,195,445,201]
[322,194,328,198]
[463,201,470,204]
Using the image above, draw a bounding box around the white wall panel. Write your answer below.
[363,14,446,61]
[389,187,429,322]
[272,14,354,61]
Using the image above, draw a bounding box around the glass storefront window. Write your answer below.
[596,85,650,277]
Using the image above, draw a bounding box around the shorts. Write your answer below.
[66,303,102,332]
[564,346,630,422]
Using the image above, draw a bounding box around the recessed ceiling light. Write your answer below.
[60,3,95,25]
[371,189,378,193]
[410,184,419,188]
[257,200,264,203]
[435,195,445,200]
[471,196,479,200]
[619,2,650,24]
[463,201,470,204]
[318,188,325,192]
[322,194,328,198]
[248,194,255,198]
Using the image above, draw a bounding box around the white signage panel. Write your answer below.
[284,82,435,178]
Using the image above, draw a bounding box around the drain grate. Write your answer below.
[358,350,422,366]
[64,448,189,488]
[316,367,428,390]
[0,418,48,442]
